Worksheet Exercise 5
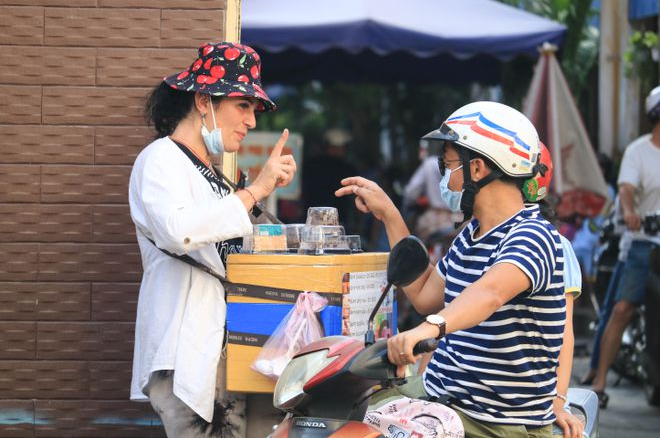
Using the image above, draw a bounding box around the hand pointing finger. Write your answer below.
[270,129,289,158]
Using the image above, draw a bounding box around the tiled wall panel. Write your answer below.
[0,85,42,124]
[92,205,136,243]
[0,282,91,321]
[38,243,141,282]
[0,165,41,203]
[0,322,36,359]
[0,360,88,399]
[44,8,160,48]
[161,9,225,47]
[0,2,228,435]
[0,6,44,45]
[0,243,38,281]
[94,126,150,165]
[42,87,147,126]
[34,400,165,437]
[0,204,93,242]
[100,0,225,8]
[0,46,96,86]
[96,48,192,87]
[0,125,94,165]
[89,360,132,399]
[91,282,139,321]
[36,322,135,360]
[40,165,131,204]
[0,400,34,438]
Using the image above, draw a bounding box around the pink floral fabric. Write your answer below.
[364,397,464,438]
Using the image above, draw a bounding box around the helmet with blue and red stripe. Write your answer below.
[423,101,540,177]
[422,101,541,223]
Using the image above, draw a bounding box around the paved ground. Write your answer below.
[571,353,660,437]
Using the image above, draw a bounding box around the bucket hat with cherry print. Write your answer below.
[164,41,276,112]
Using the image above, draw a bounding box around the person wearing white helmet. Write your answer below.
[590,85,660,408]
[337,101,564,437]
[647,85,660,122]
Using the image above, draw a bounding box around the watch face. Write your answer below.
[426,314,446,340]
[427,314,445,325]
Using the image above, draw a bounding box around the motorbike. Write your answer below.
[611,308,646,385]
[268,236,600,437]
[600,212,660,404]
[642,244,660,405]
[592,211,621,310]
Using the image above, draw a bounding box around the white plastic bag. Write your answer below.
[252,291,327,380]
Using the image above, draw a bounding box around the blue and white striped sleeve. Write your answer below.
[494,222,558,295]
[436,253,448,279]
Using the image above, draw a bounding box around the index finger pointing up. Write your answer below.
[270,129,289,158]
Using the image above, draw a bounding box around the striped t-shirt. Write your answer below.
[423,204,565,427]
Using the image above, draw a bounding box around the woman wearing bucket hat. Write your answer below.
[128,41,296,437]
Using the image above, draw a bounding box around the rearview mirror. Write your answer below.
[364,235,429,345]
[387,235,429,288]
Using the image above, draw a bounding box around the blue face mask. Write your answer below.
[439,164,464,212]
[201,101,224,155]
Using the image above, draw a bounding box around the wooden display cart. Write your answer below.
[225,252,389,393]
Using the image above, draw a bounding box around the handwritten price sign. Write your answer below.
[238,131,303,200]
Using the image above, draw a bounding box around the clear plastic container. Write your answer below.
[248,224,287,253]
[345,235,362,253]
[305,207,339,226]
[283,223,305,253]
[299,225,347,255]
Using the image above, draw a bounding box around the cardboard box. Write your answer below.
[225,252,391,393]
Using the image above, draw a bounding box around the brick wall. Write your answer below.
[0,1,229,436]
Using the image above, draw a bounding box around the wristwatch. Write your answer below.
[425,314,446,340]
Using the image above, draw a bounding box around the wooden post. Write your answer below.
[219,0,242,184]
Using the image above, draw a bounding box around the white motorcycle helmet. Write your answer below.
[423,101,541,222]
[424,101,540,177]
[646,85,660,121]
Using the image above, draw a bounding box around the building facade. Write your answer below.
[0,1,235,436]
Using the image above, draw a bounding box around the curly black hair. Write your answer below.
[144,81,222,139]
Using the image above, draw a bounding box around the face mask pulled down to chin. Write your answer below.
[201,101,224,156]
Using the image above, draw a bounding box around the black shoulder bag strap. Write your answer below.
[172,140,282,224]
[140,140,235,284]
[143,234,227,283]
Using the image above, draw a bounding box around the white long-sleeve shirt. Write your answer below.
[128,137,252,422]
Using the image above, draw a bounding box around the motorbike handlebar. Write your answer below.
[350,338,439,381]
[412,338,439,355]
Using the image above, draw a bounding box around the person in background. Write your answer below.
[128,41,296,437]
[302,128,359,232]
[553,234,584,438]
[590,85,660,408]
[572,155,616,273]
[400,139,458,329]
[579,196,630,387]
[524,142,584,438]
[570,153,616,307]
[402,139,461,252]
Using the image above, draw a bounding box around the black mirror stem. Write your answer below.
[364,281,393,346]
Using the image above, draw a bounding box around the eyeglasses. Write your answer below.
[437,156,462,176]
